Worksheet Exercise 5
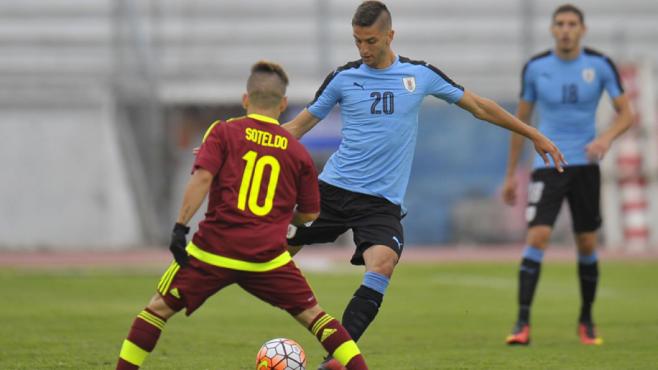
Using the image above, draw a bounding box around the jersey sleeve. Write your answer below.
[424,64,465,104]
[599,57,624,98]
[520,61,536,102]
[307,71,342,120]
[193,121,225,175]
[295,152,320,214]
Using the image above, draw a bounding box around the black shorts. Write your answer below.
[526,165,601,233]
[288,181,404,265]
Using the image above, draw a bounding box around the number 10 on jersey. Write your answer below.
[238,150,281,216]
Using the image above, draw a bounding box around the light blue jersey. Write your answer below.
[521,48,624,168]
[307,55,464,206]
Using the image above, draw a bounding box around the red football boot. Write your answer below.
[506,322,531,345]
[317,356,346,370]
[578,322,603,345]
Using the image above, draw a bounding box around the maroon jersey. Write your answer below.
[190,113,320,265]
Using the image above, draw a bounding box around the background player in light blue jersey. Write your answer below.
[284,2,565,368]
[502,4,633,346]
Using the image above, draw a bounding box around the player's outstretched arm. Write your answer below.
[456,90,566,172]
[585,94,633,161]
[176,168,213,225]
[282,109,321,139]
[502,100,535,206]
[169,168,213,266]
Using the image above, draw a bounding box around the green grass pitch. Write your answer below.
[1,260,657,369]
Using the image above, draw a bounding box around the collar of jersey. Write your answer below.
[247,113,280,125]
[363,55,400,73]
[552,48,584,63]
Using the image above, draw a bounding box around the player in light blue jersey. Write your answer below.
[502,4,633,346]
[284,3,565,367]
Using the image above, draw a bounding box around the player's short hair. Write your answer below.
[352,1,392,30]
[246,61,289,108]
[553,4,585,24]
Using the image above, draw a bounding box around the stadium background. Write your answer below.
[0,0,656,251]
[2,2,658,370]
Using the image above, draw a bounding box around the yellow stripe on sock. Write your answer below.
[311,314,333,336]
[137,313,162,330]
[310,314,329,335]
[315,315,334,334]
[137,311,165,330]
[332,340,361,367]
[119,339,149,366]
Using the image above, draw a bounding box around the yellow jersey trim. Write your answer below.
[226,115,245,123]
[202,113,278,144]
[157,261,180,295]
[202,120,221,143]
[332,340,361,367]
[186,242,291,272]
[247,113,280,125]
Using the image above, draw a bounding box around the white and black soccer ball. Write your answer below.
[256,338,307,370]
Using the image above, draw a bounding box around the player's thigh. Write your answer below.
[288,183,350,246]
[238,262,318,316]
[526,168,569,229]
[566,165,602,233]
[352,210,404,267]
[287,216,348,247]
[156,258,236,315]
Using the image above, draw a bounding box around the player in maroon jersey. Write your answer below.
[115,61,368,370]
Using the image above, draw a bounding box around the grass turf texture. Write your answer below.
[1,260,657,369]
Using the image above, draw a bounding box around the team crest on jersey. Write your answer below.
[582,68,596,83]
[403,76,416,92]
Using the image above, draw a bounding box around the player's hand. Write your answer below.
[192,146,200,156]
[501,175,518,206]
[286,224,298,239]
[532,134,566,172]
[585,137,611,162]
[169,223,190,267]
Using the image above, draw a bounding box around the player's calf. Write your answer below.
[307,311,368,370]
[116,308,169,369]
[116,294,179,369]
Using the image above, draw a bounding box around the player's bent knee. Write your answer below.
[147,293,178,319]
[369,261,396,277]
[526,226,552,249]
[364,261,396,276]
[575,232,597,254]
[363,249,398,277]
[294,304,323,327]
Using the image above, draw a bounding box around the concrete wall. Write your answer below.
[0,97,141,249]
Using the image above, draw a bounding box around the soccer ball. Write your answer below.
[256,338,307,370]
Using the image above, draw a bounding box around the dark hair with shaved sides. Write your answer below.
[246,61,289,108]
[352,1,391,29]
[553,4,585,24]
